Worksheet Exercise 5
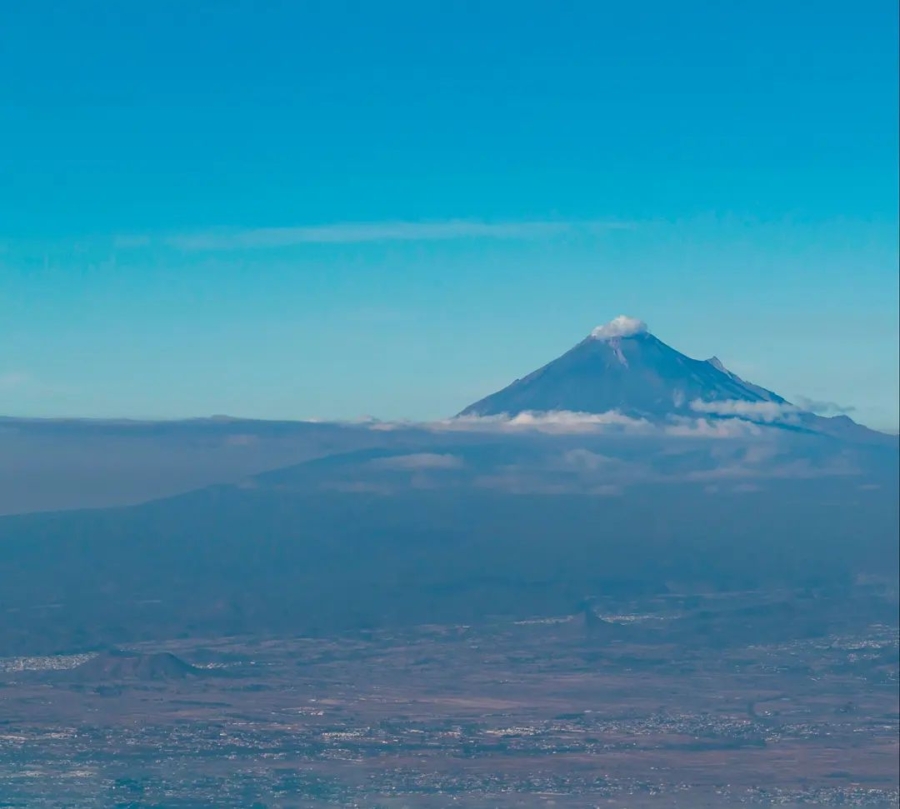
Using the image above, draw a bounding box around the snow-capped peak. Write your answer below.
[590,315,648,340]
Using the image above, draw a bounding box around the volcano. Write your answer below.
[458,317,896,445]
[459,316,785,420]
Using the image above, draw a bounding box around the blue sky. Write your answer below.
[2,1,898,429]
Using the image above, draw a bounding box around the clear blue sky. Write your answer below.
[2,1,898,429]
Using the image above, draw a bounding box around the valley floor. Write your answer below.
[0,588,897,807]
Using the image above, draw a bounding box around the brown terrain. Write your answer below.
[0,587,896,808]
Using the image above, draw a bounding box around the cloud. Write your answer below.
[554,449,648,482]
[428,410,654,435]
[793,396,856,416]
[665,416,763,438]
[741,443,781,464]
[0,372,72,399]
[473,462,629,495]
[155,219,632,251]
[560,448,617,471]
[507,410,650,432]
[0,372,30,391]
[685,453,860,482]
[689,399,799,423]
[370,453,464,470]
[590,315,648,340]
[369,410,797,440]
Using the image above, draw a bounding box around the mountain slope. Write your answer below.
[1,458,896,655]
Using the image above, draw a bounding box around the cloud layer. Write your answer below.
[367,409,790,439]
[432,410,654,435]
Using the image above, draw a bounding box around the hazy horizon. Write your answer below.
[3,316,897,432]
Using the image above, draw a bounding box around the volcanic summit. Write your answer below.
[459,316,783,420]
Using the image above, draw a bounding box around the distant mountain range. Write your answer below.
[0,317,896,656]
[1,427,895,655]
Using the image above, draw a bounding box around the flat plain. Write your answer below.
[1,586,896,808]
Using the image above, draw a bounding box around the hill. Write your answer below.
[69,649,202,682]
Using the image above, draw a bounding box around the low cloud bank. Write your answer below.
[689,399,799,423]
[367,408,792,438]
[431,410,654,435]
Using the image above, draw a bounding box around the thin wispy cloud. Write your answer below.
[0,372,30,391]
[793,396,856,416]
[685,455,860,482]
[143,219,633,251]
[0,371,74,400]
[689,399,799,423]
[370,453,464,470]
[665,416,764,438]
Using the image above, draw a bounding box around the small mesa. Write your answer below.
[69,649,203,682]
